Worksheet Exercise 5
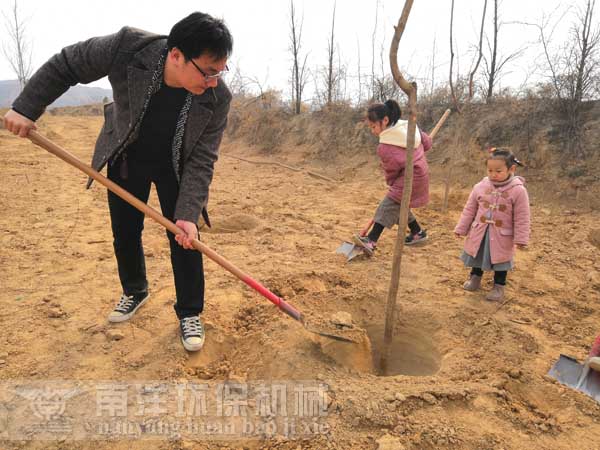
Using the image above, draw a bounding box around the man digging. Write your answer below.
[3,12,233,352]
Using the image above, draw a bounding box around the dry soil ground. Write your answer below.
[1,115,600,450]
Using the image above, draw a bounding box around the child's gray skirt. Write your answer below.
[460,228,513,271]
[374,195,416,229]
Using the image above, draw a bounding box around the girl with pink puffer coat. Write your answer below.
[353,99,432,257]
[454,149,531,301]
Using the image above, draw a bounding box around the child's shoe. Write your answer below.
[405,230,428,245]
[463,274,482,291]
[486,284,505,302]
[352,235,376,256]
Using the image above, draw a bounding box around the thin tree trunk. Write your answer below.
[326,2,336,105]
[381,0,417,375]
[431,34,436,96]
[486,0,499,102]
[371,0,379,100]
[469,0,488,101]
[357,37,362,104]
[449,0,460,112]
[289,0,302,114]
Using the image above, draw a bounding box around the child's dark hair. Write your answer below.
[488,148,524,168]
[367,99,401,126]
[167,12,233,61]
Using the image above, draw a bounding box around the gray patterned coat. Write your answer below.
[12,27,231,224]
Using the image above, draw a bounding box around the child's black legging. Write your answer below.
[368,219,421,242]
[471,267,507,286]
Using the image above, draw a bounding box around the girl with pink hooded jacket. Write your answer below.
[353,99,432,256]
[454,149,531,301]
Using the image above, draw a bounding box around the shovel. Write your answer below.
[2,125,357,343]
[547,354,600,402]
[336,219,374,261]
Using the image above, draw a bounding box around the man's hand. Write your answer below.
[175,220,198,250]
[3,109,36,137]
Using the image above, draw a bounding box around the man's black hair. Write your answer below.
[167,12,233,61]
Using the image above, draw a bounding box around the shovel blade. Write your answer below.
[304,324,357,343]
[336,242,364,262]
[548,354,600,402]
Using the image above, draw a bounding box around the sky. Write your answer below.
[0,0,583,103]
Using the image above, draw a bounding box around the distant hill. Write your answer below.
[0,80,112,109]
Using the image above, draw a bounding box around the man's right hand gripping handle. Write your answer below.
[3,109,37,137]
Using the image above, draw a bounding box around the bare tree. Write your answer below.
[357,36,363,104]
[468,0,488,101]
[326,2,337,105]
[530,0,600,156]
[482,0,524,102]
[485,0,499,102]
[227,61,249,97]
[449,0,461,111]
[2,0,32,91]
[371,0,380,100]
[314,2,345,107]
[289,0,309,114]
[430,34,436,97]
[571,0,600,105]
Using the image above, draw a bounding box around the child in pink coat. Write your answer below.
[454,149,530,301]
[353,99,432,256]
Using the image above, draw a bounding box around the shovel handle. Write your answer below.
[429,108,451,140]
[7,126,304,323]
[359,219,374,237]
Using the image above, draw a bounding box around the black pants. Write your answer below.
[107,157,204,319]
[471,267,507,286]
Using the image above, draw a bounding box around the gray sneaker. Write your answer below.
[180,316,205,351]
[108,292,149,323]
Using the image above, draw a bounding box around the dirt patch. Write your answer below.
[588,229,600,250]
[202,213,261,234]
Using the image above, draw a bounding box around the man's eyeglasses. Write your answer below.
[189,58,229,80]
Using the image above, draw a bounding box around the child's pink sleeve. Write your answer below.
[420,130,433,152]
[454,188,478,235]
[513,187,531,246]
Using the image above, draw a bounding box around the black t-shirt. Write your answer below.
[127,84,188,164]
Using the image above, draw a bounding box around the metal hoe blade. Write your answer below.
[303,320,364,343]
[547,354,600,402]
[336,241,364,262]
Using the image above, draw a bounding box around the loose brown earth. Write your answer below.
[1,115,600,449]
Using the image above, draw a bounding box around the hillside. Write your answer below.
[226,96,600,210]
[0,79,112,109]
